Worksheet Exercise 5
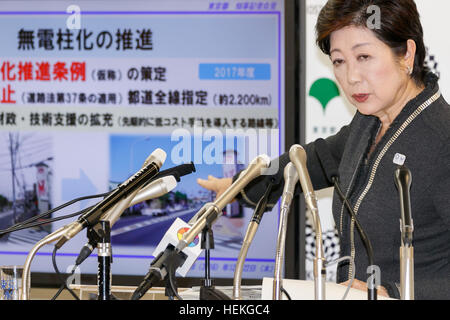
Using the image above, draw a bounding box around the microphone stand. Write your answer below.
[21,224,75,300]
[233,181,274,300]
[395,165,414,300]
[400,223,414,300]
[289,145,326,300]
[310,204,326,300]
[272,163,297,300]
[199,220,230,300]
[85,220,114,300]
[400,245,414,299]
[90,186,142,300]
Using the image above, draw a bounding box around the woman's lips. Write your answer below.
[352,94,370,103]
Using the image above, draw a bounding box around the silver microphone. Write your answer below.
[289,145,318,213]
[130,175,177,207]
[105,148,169,225]
[273,162,298,300]
[102,175,178,227]
[177,154,271,253]
[289,144,326,300]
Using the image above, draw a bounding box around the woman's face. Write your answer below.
[329,25,412,118]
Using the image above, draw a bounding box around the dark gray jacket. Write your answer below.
[236,73,450,299]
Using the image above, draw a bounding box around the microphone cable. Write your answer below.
[332,176,377,299]
[168,263,183,300]
[51,245,80,300]
[51,264,78,300]
[314,138,377,299]
[0,206,94,236]
[1,158,192,237]
[281,287,292,300]
[0,192,109,237]
[325,255,355,300]
[314,138,377,300]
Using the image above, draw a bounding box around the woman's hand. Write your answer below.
[340,279,389,298]
[197,175,233,201]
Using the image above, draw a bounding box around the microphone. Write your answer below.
[394,166,413,246]
[131,154,271,300]
[314,138,377,300]
[273,162,298,300]
[105,175,178,225]
[131,218,202,300]
[155,162,196,182]
[55,148,166,249]
[279,162,299,211]
[394,165,414,300]
[289,145,319,214]
[74,176,178,266]
[289,144,326,300]
[178,154,271,252]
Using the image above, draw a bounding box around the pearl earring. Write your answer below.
[407,66,413,75]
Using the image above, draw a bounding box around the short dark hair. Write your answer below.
[315,0,430,86]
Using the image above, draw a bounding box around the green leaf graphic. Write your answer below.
[309,78,340,112]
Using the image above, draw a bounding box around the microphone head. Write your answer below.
[289,144,307,166]
[394,165,412,190]
[288,144,317,211]
[251,154,271,166]
[144,148,167,168]
[174,162,196,177]
[130,176,178,206]
[245,154,271,177]
[212,154,271,213]
[161,175,178,193]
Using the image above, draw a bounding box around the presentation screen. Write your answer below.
[0,0,286,281]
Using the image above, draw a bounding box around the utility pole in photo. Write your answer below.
[8,132,19,224]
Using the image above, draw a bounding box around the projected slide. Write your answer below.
[0,0,285,280]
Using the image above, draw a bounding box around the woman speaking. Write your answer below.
[197,0,450,299]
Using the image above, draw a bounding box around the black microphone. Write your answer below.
[55,149,166,249]
[154,162,196,182]
[79,149,166,227]
[131,244,187,300]
[314,138,377,300]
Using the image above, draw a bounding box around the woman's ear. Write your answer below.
[404,39,417,73]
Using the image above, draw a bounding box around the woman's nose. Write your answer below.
[346,62,362,85]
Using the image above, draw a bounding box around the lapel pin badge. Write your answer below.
[393,153,406,166]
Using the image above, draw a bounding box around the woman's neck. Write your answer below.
[367,79,425,158]
[376,79,425,143]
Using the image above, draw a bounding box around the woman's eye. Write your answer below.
[358,54,370,61]
[332,59,343,66]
